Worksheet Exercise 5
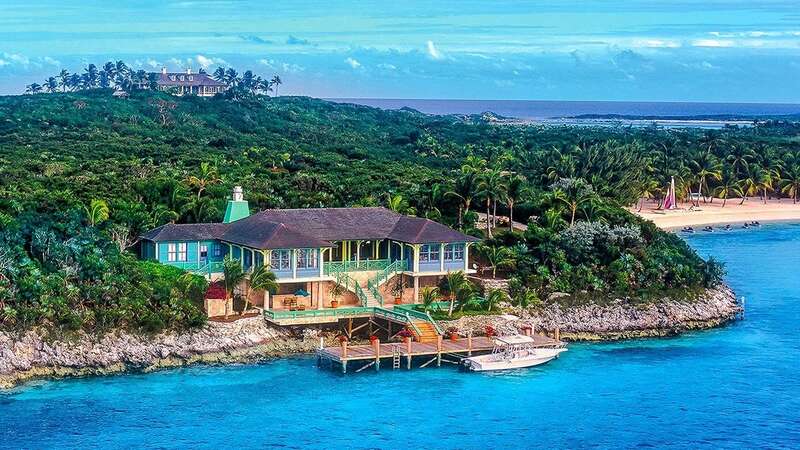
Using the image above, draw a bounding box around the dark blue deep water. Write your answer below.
[2,224,800,449]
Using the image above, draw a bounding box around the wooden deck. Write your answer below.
[317,334,561,372]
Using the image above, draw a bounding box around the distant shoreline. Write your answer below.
[633,199,800,230]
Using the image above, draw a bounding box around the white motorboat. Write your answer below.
[463,335,566,372]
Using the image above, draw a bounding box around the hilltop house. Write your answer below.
[140,187,479,327]
[151,67,228,97]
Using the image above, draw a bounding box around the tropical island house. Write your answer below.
[140,187,479,336]
[148,67,228,97]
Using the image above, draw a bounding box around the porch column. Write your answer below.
[318,248,325,278]
[439,243,445,272]
[341,241,347,262]
[316,281,323,310]
[413,276,419,303]
[238,246,244,269]
[291,249,297,279]
[154,243,159,260]
[373,240,379,259]
[355,240,362,263]
[464,243,471,271]
[412,244,420,273]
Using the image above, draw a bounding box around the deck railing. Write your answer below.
[264,306,375,321]
[324,259,391,275]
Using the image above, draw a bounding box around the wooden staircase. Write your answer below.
[412,321,440,343]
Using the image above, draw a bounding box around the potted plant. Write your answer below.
[447,326,459,341]
[329,281,345,308]
[369,334,379,344]
[391,276,405,304]
[398,328,413,343]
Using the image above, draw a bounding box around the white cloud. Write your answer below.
[0,59,7,67]
[146,58,160,68]
[377,63,397,70]
[42,56,60,66]
[1,53,30,66]
[692,39,734,48]
[344,57,361,69]
[633,39,681,48]
[196,54,227,68]
[426,40,445,60]
[259,58,305,73]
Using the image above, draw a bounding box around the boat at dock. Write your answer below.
[463,335,567,372]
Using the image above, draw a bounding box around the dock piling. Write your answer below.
[436,335,443,367]
[406,338,412,369]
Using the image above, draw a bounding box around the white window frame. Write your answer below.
[444,243,464,261]
[420,244,440,262]
[213,243,222,257]
[167,243,177,262]
[177,242,188,262]
[271,249,291,270]
[296,249,318,269]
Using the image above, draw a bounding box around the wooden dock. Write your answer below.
[317,334,561,373]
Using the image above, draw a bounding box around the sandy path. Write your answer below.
[632,199,800,230]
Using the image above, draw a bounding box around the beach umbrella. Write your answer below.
[294,288,310,297]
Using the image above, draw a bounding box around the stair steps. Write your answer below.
[412,321,440,343]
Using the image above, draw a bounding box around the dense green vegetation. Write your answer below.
[4,89,797,331]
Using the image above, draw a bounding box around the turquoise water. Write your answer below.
[2,224,800,449]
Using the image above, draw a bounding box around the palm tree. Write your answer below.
[420,287,440,312]
[224,68,240,87]
[185,162,222,202]
[780,165,800,203]
[637,178,661,211]
[714,168,743,207]
[58,69,70,92]
[270,75,282,96]
[245,264,278,314]
[551,178,595,227]
[25,83,43,94]
[212,67,226,83]
[221,256,246,319]
[690,151,722,203]
[445,168,478,229]
[385,193,409,214]
[504,175,527,231]
[84,64,99,88]
[44,77,58,93]
[756,167,777,204]
[438,271,468,317]
[475,168,505,237]
[84,199,109,226]
[483,289,508,312]
[477,244,511,278]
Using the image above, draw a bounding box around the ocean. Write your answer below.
[328,98,800,128]
[2,223,800,448]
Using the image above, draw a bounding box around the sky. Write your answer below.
[1,0,799,102]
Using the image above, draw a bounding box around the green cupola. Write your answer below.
[223,186,250,223]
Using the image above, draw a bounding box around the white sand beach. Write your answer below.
[633,199,800,230]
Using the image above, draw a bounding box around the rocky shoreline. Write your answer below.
[441,285,742,341]
[1,286,741,389]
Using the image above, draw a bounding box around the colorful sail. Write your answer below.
[663,176,677,210]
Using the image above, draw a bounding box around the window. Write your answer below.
[188,76,194,81]
[271,250,291,270]
[213,243,222,257]
[419,244,440,262]
[444,243,464,261]
[296,249,318,269]
[200,245,208,260]
[167,243,177,262]
[177,243,188,261]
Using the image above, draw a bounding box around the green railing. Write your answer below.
[264,306,375,321]
[365,259,407,306]
[324,259,391,275]
[172,261,225,277]
[264,305,441,337]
